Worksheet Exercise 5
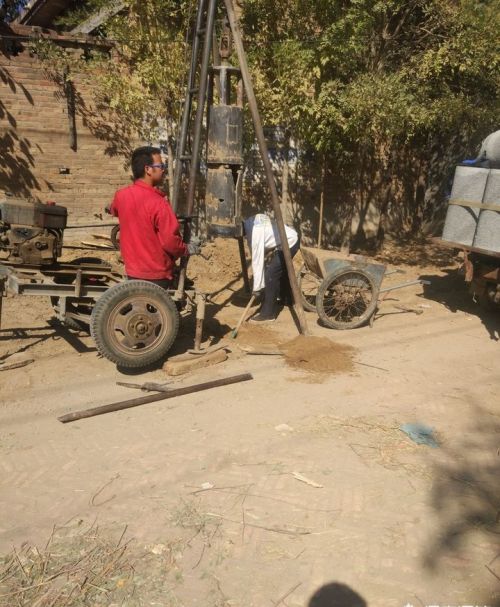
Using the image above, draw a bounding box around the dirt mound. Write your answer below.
[235,324,280,348]
[189,238,245,293]
[280,335,355,376]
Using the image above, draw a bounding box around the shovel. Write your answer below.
[231,295,256,339]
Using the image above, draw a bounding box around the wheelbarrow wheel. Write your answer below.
[316,268,378,330]
[297,264,321,312]
[90,280,179,368]
[110,225,120,250]
[51,257,110,331]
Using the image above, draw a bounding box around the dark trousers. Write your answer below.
[127,276,172,290]
[260,241,300,318]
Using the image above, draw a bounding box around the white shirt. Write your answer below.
[243,214,298,291]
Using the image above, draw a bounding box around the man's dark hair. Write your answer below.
[131,146,162,180]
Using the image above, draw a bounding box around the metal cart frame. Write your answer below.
[297,246,426,329]
[0,258,208,368]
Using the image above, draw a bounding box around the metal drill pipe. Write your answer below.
[175,0,217,300]
[172,0,207,212]
[223,0,308,335]
[185,0,218,217]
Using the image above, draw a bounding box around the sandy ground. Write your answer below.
[0,239,499,606]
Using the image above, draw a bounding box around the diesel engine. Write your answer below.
[0,198,68,265]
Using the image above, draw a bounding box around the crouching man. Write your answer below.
[243,213,299,323]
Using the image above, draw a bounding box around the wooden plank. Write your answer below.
[71,1,126,34]
[163,348,228,376]
[430,237,500,259]
[58,373,253,423]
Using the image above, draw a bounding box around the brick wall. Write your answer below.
[0,36,136,225]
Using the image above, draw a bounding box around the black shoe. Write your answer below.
[249,313,276,323]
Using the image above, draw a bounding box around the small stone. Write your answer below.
[275,423,294,433]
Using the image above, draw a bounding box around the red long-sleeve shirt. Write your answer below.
[110,180,188,280]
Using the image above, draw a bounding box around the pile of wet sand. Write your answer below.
[236,328,355,378]
[280,335,355,376]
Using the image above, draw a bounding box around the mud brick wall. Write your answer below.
[0,39,136,225]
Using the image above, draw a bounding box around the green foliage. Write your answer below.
[241,0,499,243]
[27,0,500,241]
[243,0,500,155]
[32,0,192,143]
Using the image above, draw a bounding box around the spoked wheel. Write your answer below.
[297,264,322,312]
[51,257,111,331]
[316,268,378,330]
[110,225,120,250]
[90,280,179,368]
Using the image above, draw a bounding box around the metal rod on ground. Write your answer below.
[379,279,430,294]
[58,373,253,423]
[231,294,256,338]
[65,223,117,229]
[224,0,308,335]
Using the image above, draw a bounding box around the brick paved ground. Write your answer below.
[1,258,499,606]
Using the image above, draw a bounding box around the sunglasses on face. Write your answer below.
[148,163,166,170]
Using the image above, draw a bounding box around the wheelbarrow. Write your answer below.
[297,246,427,330]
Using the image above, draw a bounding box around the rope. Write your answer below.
[448,199,500,212]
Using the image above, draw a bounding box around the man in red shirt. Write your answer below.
[109,146,197,288]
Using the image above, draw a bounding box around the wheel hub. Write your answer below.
[127,314,154,339]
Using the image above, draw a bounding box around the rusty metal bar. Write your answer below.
[174,0,218,300]
[74,269,82,298]
[65,223,118,229]
[194,292,207,351]
[58,373,254,423]
[379,279,430,294]
[172,0,208,212]
[185,0,218,217]
[431,236,500,259]
[0,280,4,330]
[237,236,251,293]
[223,0,308,335]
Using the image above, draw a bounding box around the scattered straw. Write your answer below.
[0,523,133,607]
[301,414,432,478]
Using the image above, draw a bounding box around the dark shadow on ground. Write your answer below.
[424,400,500,603]
[419,268,500,340]
[208,275,251,311]
[0,321,96,362]
[116,302,232,376]
[373,238,459,268]
[308,582,367,607]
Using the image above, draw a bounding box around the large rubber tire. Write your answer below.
[90,280,179,368]
[51,257,111,331]
[110,225,120,250]
[316,268,378,330]
[297,264,321,312]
